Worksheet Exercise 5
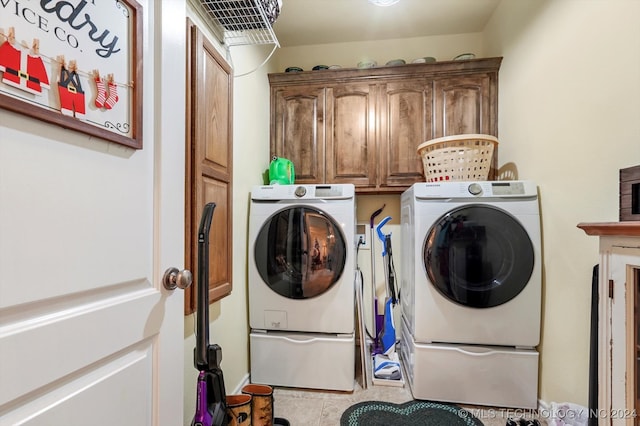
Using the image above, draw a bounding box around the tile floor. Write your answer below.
[272,379,548,426]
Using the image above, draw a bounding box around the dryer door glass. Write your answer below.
[254,206,346,299]
[424,205,534,308]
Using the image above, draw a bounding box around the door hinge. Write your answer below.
[608,279,614,299]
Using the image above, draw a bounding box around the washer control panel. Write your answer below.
[252,184,355,201]
[294,186,307,197]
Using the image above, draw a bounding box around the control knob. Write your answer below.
[468,183,483,195]
[294,186,307,197]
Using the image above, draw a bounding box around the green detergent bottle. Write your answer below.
[269,156,295,185]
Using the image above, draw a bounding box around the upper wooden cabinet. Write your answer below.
[269,57,501,193]
[271,85,325,182]
[326,83,377,187]
[434,74,496,137]
[379,79,434,189]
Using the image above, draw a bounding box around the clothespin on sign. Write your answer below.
[7,27,16,44]
[32,39,39,55]
[69,60,77,72]
[57,55,66,69]
[107,73,114,84]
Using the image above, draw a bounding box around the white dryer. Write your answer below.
[399,181,542,408]
[248,184,355,391]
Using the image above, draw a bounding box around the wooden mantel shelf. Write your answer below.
[577,221,640,236]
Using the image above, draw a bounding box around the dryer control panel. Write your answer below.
[412,180,536,199]
[466,181,526,196]
[489,181,526,196]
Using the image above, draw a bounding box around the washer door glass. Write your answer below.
[423,205,534,308]
[254,206,346,299]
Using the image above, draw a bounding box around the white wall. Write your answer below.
[483,0,640,406]
[273,33,484,72]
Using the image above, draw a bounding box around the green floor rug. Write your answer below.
[340,400,484,426]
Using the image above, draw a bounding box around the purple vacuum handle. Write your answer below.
[192,371,213,426]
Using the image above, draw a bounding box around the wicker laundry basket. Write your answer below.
[417,134,498,182]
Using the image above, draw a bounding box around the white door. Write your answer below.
[0,2,187,425]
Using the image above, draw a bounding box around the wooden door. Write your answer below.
[185,22,233,314]
[270,85,325,183]
[433,73,498,178]
[379,80,433,189]
[433,74,496,137]
[0,2,186,424]
[325,83,377,187]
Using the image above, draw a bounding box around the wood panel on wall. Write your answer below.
[185,20,233,314]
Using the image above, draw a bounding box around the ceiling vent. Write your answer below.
[199,0,281,47]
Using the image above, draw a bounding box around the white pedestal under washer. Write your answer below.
[248,184,356,391]
[399,180,542,408]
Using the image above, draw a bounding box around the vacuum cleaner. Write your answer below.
[191,203,227,426]
[368,204,385,355]
[191,204,289,426]
[372,216,401,381]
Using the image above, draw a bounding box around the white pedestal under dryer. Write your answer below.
[400,181,542,408]
[248,184,356,391]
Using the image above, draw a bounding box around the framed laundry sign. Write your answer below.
[0,0,143,149]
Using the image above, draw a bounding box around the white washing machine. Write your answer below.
[248,184,355,391]
[399,181,542,408]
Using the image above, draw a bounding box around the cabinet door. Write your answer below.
[271,86,325,183]
[185,22,233,313]
[433,74,497,137]
[325,84,377,187]
[379,80,433,189]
